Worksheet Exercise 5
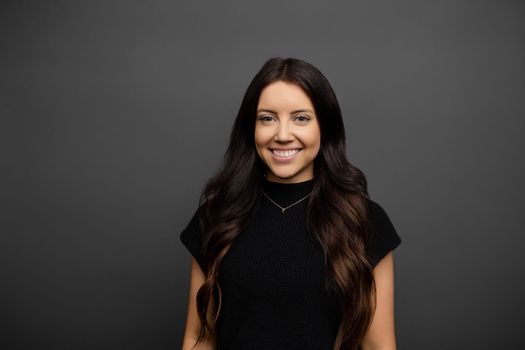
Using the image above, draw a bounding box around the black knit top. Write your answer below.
[179,177,402,350]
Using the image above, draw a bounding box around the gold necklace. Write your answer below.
[261,190,312,214]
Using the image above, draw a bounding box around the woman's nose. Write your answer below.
[274,124,293,141]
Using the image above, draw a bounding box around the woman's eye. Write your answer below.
[295,115,310,122]
[258,115,274,122]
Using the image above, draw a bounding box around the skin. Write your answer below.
[255,80,321,184]
[181,258,216,350]
[361,251,398,350]
[181,80,397,349]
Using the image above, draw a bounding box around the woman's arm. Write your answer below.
[360,251,398,350]
[181,257,216,350]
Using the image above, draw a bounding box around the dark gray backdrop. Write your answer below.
[1,1,524,349]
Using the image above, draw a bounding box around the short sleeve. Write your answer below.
[179,205,206,270]
[366,199,402,268]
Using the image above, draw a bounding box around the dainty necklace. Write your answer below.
[261,189,312,214]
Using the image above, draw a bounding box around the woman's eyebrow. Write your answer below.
[256,108,314,114]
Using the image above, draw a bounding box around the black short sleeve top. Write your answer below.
[179,178,402,349]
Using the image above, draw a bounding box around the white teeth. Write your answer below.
[272,149,300,158]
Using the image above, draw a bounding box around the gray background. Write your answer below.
[1,1,524,349]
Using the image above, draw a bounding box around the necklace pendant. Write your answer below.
[282,208,286,214]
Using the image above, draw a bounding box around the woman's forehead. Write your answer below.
[257,81,314,112]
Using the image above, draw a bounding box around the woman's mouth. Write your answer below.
[270,148,302,162]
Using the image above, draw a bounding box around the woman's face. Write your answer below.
[255,80,321,183]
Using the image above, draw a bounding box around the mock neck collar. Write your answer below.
[261,177,315,207]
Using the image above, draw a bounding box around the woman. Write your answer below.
[180,57,402,350]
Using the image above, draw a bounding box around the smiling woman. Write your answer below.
[179,57,402,350]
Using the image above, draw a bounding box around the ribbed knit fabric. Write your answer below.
[179,177,402,350]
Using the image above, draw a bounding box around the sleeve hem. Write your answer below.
[370,235,402,268]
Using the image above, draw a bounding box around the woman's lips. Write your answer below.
[269,148,302,162]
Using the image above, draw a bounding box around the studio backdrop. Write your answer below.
[1,1,524,349]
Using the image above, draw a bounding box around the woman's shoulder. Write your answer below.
[366,197,390,223]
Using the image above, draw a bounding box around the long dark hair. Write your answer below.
[192,57,376,350]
